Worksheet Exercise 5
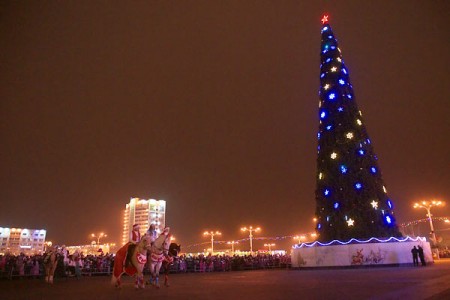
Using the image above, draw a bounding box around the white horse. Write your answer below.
[147,229,171,288]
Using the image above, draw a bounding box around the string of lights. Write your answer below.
[293,236,426,249]
[184,235,304,249]
[400,217,449,227]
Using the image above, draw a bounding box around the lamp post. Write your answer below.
[91,232,107,245]
[293,235,306,244]
[44,241,52,252]
[413,200,445,259]
[241,226,261,255]
[227,241,238,254]
[264,243,275,252]
[203,231,221,255]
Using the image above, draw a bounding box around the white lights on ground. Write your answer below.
[347,218,355,226]
[371,200,379,209]
[345,132,354,139]
[293,236,427,249]
[330,152,338,159]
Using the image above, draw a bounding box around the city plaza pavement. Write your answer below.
[1,260,450,300]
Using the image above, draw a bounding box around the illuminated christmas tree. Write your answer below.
[315,15,402,242]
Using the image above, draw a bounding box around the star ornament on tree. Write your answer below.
[347,218,355,226]
[321,15,329,24]
[371,200,379,209]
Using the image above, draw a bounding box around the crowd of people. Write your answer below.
[173,253,291,272]
[0,251,115,279]
[0,251,291,279]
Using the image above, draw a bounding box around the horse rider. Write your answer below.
[146,223,158,246]
[130,224,141,244]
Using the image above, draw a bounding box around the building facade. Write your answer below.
[122,197,166,245]
[0,227,47,255]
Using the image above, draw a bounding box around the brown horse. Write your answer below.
[43,249,59,284]
[161,243,181,287]
[111,234,152,289]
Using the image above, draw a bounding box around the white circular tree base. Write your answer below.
[291,237,432,268]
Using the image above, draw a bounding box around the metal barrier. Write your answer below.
[0,256,292,280]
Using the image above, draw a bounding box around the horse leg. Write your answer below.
[165,266,170,287]
[49,264,56,284]
[154,262,162,288]
[111,275,121,288]
[49,268,54,284]
[45,268,49,283]
[146,261,153,285]
[136,269,145,289]
[134,271,141,289]
[139,272,145,289]
[150,262,156,286]
[163,262,169,287]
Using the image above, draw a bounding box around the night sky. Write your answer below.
[1,1,449,251]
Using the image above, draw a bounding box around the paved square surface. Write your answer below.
[1,260,450,300]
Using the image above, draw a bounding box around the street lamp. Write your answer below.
[45,241,52,252]
[413,200,445,258]
[227,241,239,254]
[203,231,221,255]
[293,235,306,244]
[241,226,261,255]
[91,232,107,245]
[264,243,275,252]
